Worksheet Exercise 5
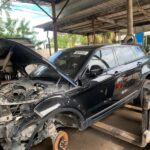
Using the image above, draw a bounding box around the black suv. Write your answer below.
[0,39,150,150]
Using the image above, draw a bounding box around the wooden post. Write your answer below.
[51,1,58,52]
[127,0,134,35]
[92,18,96,44]
[87,34,90,45]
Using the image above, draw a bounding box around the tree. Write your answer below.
[50,32,116,49]
[0,1,45,48]
[51,33,87,49]
[0,15,45,48]
[16,20,33,38]
[0,0,11,13]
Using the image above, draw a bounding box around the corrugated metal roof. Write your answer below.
[35,0,150,35]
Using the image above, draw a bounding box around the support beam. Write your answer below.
[31,0,53,19]
[87,34,90,45]
[121,24,150,33]
[97,17,127,28]
[105,4,150,19]
[71,28,112,34]
[127,0,134,35]
[51,1,58,52]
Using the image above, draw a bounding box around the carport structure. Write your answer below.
[0,1,150,149]
[17,0,150,52]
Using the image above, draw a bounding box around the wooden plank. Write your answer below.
[124,104,142,112]
[92,121,142,146]
[97,17,127,27]
[105,4,150,19]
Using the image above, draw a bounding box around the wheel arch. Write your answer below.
[53,110,84,129]
[145,74,150,80]
[35,107,86,130]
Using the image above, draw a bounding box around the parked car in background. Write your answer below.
[0,38,150,150]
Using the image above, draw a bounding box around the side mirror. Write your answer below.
[90,65,103,77]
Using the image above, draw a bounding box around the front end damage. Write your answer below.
[0,80,69,149]
[0,38,78,149]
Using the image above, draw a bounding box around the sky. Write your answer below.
[7,2,52,41]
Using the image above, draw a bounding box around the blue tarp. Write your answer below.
[135,32,144,46]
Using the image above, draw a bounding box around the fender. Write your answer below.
[34,94,85,126]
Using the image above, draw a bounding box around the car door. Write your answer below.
[109,45,141,101]
[72,48,119,119]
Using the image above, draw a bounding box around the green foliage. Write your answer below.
[0,16,44,48]
[50,32,116,49]
[51,33,87,49]
[16,20,33,38]
[94,32,116,44]
[0,0,11,12]
[0,1,44,48]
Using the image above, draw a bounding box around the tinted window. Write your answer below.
[88,51,107,70]
[100,48,116,68]
[131,46,145,59]
[115,46,136,65]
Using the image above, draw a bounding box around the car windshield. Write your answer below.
[48,49,91,78]
[30,48,91,80]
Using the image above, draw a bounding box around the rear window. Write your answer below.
[131,46,145,59]
[115,46,136,65]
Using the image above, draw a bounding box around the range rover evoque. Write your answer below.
[0,38,150,150]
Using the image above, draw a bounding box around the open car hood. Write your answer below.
[0,38,76,86]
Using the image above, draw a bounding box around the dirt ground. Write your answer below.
[33,106,150,150]
[67,107,150,150]
[67,128,150,150]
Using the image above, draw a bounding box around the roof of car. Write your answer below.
[62,43,138,52]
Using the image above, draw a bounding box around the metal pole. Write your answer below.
[51,1,58,52]
[127,0,134,35]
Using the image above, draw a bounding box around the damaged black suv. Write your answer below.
[0,38,150,150]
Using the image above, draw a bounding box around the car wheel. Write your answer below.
[53,131,69,150]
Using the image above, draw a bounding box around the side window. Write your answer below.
[88,51,107,70]
[100,48,116,68]
[84,51,108,79]
[115,46,136,65]
[131,46,145,59]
